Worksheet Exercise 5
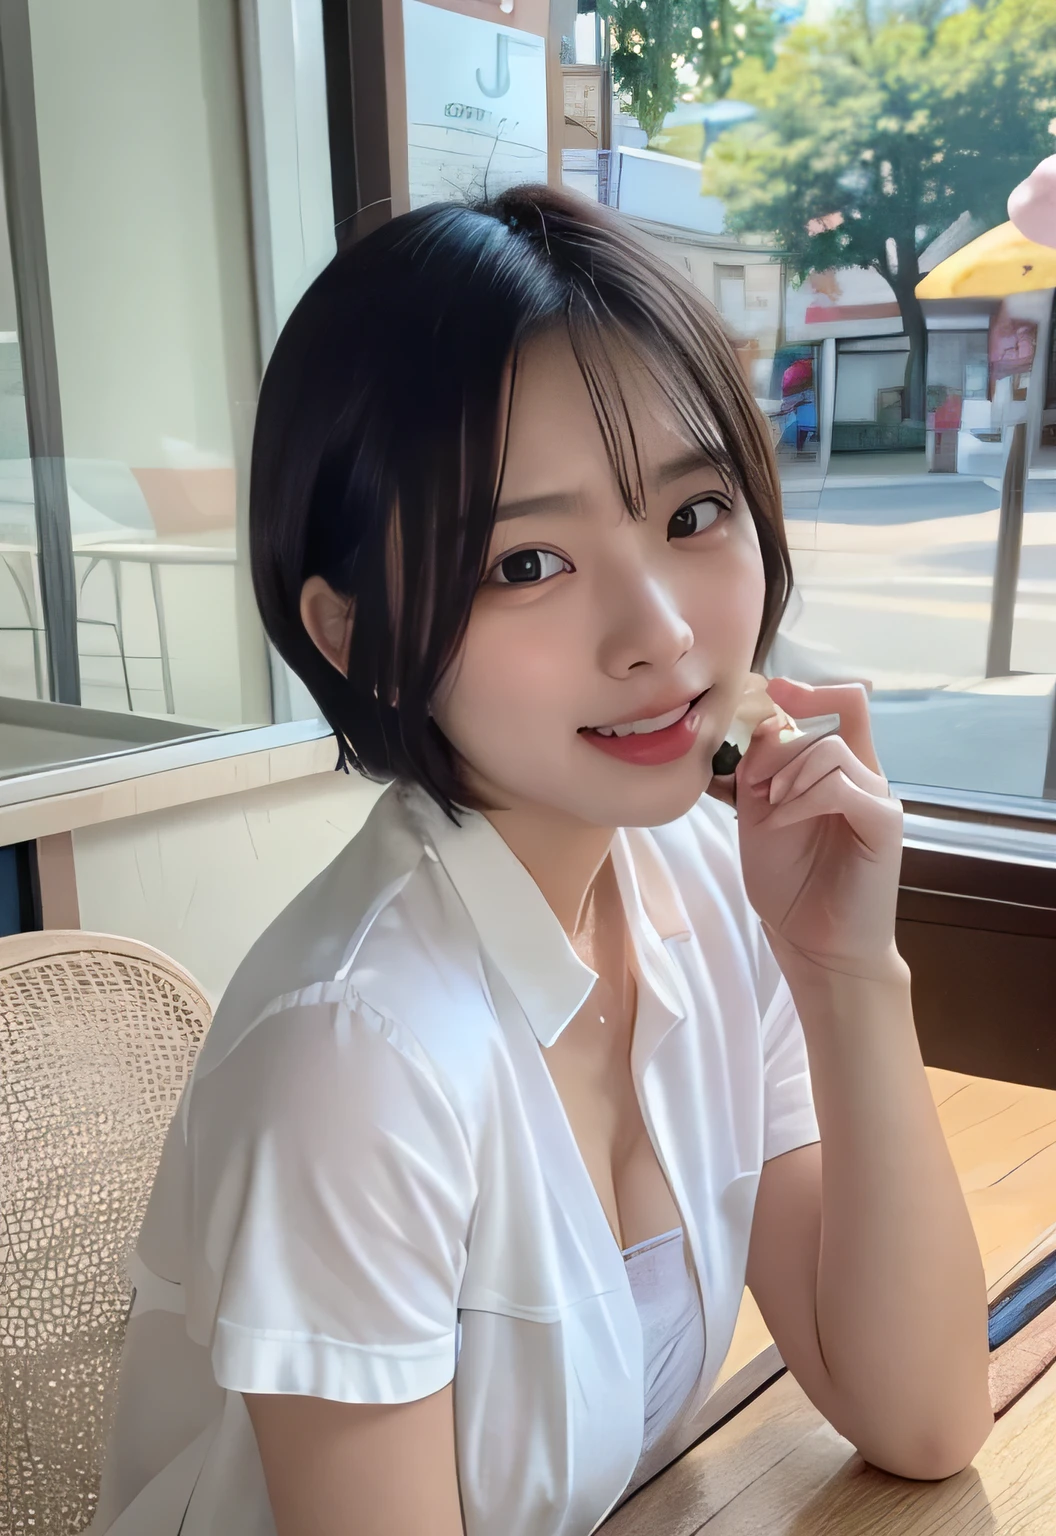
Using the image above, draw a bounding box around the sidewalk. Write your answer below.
[776,473,1056,798]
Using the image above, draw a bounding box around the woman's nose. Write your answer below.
[595,564,694,679]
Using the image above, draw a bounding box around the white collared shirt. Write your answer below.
[89,779,819,1536]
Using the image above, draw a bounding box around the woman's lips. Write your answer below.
[580,691,708,766]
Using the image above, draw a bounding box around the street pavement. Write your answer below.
[776,471,1056,801]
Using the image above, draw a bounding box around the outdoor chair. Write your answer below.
[0,931,211,1536]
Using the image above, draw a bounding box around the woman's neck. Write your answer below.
[482,801,617,943]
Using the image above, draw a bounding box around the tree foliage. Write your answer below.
[703,0,1056,417]
[599,0,780,142]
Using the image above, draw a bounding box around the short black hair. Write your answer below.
[249,183,792,821]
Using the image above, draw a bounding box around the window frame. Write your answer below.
[0,0,79,705]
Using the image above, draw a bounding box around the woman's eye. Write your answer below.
[668,497,729,539]
[489,549,571,586]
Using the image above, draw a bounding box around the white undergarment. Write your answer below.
[451,1224,706,1509]
[615,1226,707,1505]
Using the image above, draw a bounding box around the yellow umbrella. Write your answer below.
[915,220,1056,299]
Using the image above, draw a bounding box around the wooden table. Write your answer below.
[604,1068,1056,1534]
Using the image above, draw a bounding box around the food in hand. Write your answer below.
[711,673,840,776]
[711,674,791,775]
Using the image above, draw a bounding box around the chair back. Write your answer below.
[0,931,211,1535]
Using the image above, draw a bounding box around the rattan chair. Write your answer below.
[0,931,212,1536]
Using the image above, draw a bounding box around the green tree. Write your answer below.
[599,0,779,143]
[703,0,1056,421]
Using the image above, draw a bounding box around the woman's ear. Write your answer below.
[300,576,354,677]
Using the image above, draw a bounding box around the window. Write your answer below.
[577,0,1056,812]
[0,0,332,785]
[27,0,267,727]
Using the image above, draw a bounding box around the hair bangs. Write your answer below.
[565,314,736,524]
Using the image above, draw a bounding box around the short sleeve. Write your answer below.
[182,993,478,1405]
[757,941,821,1164]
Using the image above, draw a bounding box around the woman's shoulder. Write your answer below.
[176,874,497,1247]
[192,783,498,1101]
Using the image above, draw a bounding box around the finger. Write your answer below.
[760,766,901,854]
[764,677,881,776]
[739,711,840,788]
[769,735,888,807]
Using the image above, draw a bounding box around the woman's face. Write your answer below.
[429,329,768,831]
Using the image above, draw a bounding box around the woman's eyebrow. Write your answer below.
[493,450,721,524]
[493,489,584,523]
[654,447,722,486]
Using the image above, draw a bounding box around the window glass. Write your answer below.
[581,0,1056,804]
[25,0,270,732]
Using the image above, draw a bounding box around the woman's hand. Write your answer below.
[731,677,904,983]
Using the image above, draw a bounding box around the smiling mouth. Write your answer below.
[581,690,709,738]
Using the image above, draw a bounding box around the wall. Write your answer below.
[834,350,909,423]
[626,222,781,379]
[615,150,725,235]
[72,770,385,1006]
[418,0,550,33]
[785,264,902,343]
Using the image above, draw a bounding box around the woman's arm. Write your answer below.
[244,1383,465,1536]
[731,678,993,1478]
[746,958,994,1480]
[187,1001,476,1533]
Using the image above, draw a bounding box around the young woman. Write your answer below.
[89,186,993,1536]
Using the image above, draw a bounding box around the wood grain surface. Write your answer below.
[605,1359,1056,1534]
[603,1068,1056,1532]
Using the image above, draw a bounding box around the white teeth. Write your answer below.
[592,702,691,737]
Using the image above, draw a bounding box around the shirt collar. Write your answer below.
[396,782,692,1050]
[610,827,694,1035]
[615,825,693,945]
